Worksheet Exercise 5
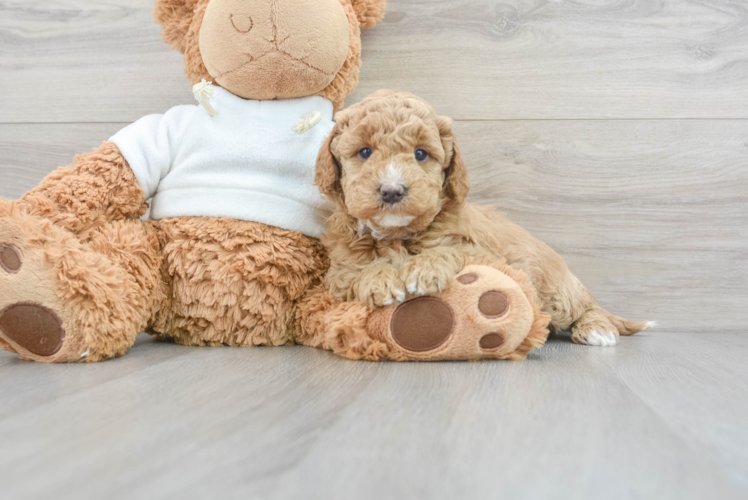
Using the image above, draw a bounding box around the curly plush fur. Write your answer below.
[0,147,329,362]
[315,91,650,347]
[0,0,387,363]
[151,217,328,348]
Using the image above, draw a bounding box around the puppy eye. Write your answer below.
[359,148,373,160]
[415,149,429,162]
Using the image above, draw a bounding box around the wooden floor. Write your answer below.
[1,332,747,499]
[1,1,747,498]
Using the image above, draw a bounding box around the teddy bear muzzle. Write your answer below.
[199,0,351,100]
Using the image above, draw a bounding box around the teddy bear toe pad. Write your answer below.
[479,333,505,349]
[478,291,509,318]
[0,245,22,274]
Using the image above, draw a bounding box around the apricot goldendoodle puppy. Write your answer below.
[315,90,652,346]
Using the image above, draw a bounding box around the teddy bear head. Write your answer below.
[154,0,386,110]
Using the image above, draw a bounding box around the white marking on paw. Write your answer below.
[394,289,406,302]
[374,213,415,228]
[584,330,618,347]
[383,299,394,306]
[407,281,418,294]
[643,321,657,330]
[80,350,90,358]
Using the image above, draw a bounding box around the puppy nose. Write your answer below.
[379,184,407,204]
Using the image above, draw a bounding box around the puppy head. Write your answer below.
[316,91,469,239]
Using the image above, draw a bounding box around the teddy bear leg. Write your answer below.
[0,205,165,363]
[295,284,396,360]
[367,263,551,361]
[296,263,551,362]
[149,217,328,348]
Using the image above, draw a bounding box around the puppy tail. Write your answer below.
[606,313,656,336]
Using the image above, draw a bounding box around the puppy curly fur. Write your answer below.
[315,91,650,346]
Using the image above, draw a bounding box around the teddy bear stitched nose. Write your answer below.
[230,14,253,34]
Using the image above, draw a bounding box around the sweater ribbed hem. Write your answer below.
[149,189,330,239]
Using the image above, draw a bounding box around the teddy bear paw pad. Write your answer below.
[0,219,81,362]
[0,303,65,357]
[390,296,455,352]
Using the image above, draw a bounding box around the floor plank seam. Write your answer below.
[592,349,748,494]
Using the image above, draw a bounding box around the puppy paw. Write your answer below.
[355,262,406,308]
[400,255,456,297]
[571,313,619,346]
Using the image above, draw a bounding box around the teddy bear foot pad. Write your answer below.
[0,244,65,356]
[368,265,545,361]
[390,290,513,350]
[0,215,113,363]
[0,302,65,358]
[0,236,70,362]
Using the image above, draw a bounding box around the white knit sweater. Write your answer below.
[110,87,334,238]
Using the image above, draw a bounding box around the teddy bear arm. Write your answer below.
[295,284,399,361]
[17,141,147,235]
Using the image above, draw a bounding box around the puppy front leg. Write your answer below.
[351,261,407,308]
[400,247,466,296]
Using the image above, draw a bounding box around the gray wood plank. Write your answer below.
[0,123,123,198]
[596,332,748,491]
[2,1,748,123]
[0,334,190,419]
[2,120,746,333]
[355,0,748,120]
[0,333,745,500]
[455,119,748,334]
[0,0,193,124]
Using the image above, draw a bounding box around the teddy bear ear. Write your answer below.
[153,0,202,53]
[349,0,387,29]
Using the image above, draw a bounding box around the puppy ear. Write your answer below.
[315,125,344,203]
[350,0,388,29]
[438,117,470,206]
[154,0,202,53]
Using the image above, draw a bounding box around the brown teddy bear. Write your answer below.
[0,0,549,363]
